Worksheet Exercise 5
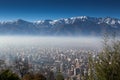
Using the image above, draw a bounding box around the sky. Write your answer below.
[0,0,120,21]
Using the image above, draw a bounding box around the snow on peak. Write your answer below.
[104,18,111,24]
[111,20,116,24]
[118,20,120,24]
[49,20,58,25]
[79,16,88,19]
[71,16,88,19]
[0,20,16,24]
[34,16,120,26]
[70,16,88,22]
[35,20,45,24]
[0,21,6,24]
[98,17,120,25]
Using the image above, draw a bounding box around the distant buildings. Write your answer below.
[0,46,98,80]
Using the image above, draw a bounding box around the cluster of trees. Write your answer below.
[88,33,120,80]
[0,69,47,80]
[0,69,64,80]
[0,69,20,80]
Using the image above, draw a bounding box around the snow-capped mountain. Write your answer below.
[0,16,120,36]
[35,16,120,25]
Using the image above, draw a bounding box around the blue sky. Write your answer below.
[0,0,120,21]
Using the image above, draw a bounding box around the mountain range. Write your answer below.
[0,16,120,36]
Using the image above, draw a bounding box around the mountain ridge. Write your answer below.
[0,16,120,36]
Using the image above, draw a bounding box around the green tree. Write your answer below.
[47,71,55,80]
[0,69,20,80]
[88,52,95,80]
[22,73,46,80]
[22,73,34,80]
[34,73,46,80]
[94,33,120,80]
[56,72,64,80]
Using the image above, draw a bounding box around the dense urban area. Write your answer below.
[0,36,120,80]
[0,46,98,80]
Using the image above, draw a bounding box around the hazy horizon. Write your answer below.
[0,36,102,50]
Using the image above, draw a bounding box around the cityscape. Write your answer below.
[0,0,120,80]
[0,45,98,80]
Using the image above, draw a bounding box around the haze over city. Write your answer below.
[0,0,120,80]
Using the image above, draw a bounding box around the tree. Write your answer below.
[88,52,95,80]
[22,73,46,80]
[22,73,34,80]
[0,69,20,80]
[14,57,30,78]
[47,71,55,80]
[94,33,120,80]
[34,73,46,80]
[56,72,64,80]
